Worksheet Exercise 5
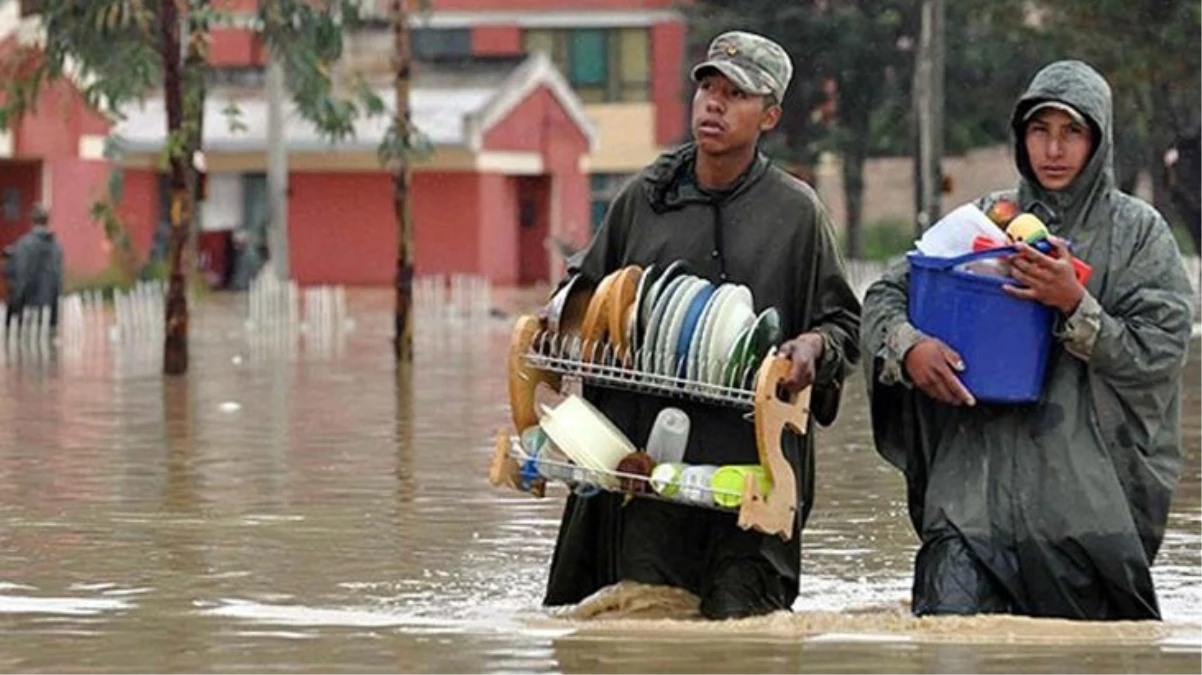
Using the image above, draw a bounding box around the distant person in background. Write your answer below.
[5,204,64,334]
[228,229,267,291]
[1,245,13,303]
[861,60,1194,620]
[1165,125,1200,255]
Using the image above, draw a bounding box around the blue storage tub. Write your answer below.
[907,246,1055,403]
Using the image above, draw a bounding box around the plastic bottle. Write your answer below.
[650,462,685,497]
[679,465,719,505]
[646,407,690,465]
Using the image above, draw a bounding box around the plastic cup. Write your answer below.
[646,407,690,464]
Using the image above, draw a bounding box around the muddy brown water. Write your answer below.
[0,290,1197,673]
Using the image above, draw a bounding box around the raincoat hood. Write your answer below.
[641,143,770,213]
[1011,60,1114,232]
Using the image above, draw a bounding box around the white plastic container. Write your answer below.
[646,407,690,465]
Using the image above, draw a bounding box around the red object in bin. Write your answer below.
[970,236,1092,285]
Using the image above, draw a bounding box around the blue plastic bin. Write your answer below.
[907,246,1055,403]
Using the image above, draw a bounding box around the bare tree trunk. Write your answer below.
[912,0,945,237]
[1112,100,1144,195]
[392,0,415,363]
[842,144,865,260]
[160,0,209,375]
[161,0,191,375]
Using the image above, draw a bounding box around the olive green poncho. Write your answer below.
[861,61,1195,619]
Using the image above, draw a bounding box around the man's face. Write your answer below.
[1024,108,1094,191]
[691,71,780,157]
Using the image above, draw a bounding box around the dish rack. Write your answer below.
[489,315,811,541]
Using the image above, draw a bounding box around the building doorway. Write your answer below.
[516,176,551,285]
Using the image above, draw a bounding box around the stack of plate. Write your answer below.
[545,261,784,388]
[630,262,782,388]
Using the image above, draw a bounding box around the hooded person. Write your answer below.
[6,204,64,333]
[860,60,1195,619]
[541,31,861,620]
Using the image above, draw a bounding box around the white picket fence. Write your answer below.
[244,272,354,357]
[414,274,493,321]
[1,280,165,348]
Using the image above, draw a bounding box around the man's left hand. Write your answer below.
[778,333,824,393]
[1003,236,1084,314]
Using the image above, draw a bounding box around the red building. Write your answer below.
[0,0,688,286]
[374,0,690,230]
[0,1,116,279]
[114,54,595,286]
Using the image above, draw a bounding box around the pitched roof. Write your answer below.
[112,52,595,154]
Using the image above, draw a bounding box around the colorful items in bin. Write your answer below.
[984,197,1022,227]
[1005,213,1050,244]
[908,246,1055,403]
[914,204,1006,258]
[969,220,1093,285]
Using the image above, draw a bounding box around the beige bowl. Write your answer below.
[538,395,635,475]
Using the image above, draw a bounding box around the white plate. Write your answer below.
[705,286,755,384]
[642,261,688,339]
[687,285,731,381]
[644,273,692,372]
[657,278,707,376]
[696,285,741,382]
[641,275,689,373]
[652,276,699,376]
[630,263,656,350]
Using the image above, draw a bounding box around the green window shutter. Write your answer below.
[569,29,608,87]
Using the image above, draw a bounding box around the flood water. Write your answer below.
[0,289,1198,673]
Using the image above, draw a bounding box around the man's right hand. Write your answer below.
[903,338,976,406]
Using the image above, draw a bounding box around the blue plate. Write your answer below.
[674,283,716,378]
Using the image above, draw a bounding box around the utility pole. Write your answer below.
[912,0,945,236]
[391,0,415,364]
[266,48,290,280]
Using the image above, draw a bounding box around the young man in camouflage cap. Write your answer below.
[543,31,861,619]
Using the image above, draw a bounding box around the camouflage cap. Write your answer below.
[690,31,792,104]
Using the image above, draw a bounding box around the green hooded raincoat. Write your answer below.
[861,61,1195,620]
[544,144,861,618]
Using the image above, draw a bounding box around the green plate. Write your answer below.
[739,308,782,389]
[721,325,753,388]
